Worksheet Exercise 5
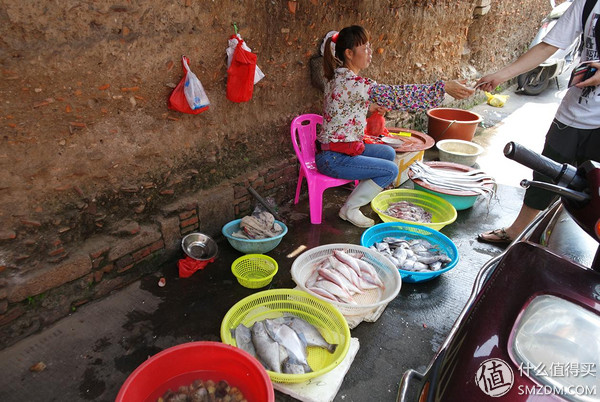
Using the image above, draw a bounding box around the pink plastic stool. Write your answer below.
[290,114,357,224]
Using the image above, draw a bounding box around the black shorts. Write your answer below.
[524,119,600,210]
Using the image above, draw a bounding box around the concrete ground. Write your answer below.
[0,72,582,402]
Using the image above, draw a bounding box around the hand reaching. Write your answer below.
[444,79,476,100]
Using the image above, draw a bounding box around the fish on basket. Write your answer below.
[231,315,337,375]
[370,236,451,272]
[303,250,385,305]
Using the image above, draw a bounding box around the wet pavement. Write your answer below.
[0,73,574,402]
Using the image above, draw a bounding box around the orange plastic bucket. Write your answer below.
[426,108,482,142]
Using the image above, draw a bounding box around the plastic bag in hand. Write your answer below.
[182,57,210,110]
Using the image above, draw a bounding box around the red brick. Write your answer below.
[102,263,114,274]
[0,230,17,240]
[181,225,196,235]
[8,254,92,303]
[117,263,134,274]
[132,246,152,262]
[149,240,164,252]
[115,254,134,271]
[20,219,41,227]
[107,227,161,261]
[91,255,106,269]
[178,210,196,220]
[0,305,25,326]
[89,246,110,260]
[234,185,247,198]
[48,247,66,257]
[180,216,198,228]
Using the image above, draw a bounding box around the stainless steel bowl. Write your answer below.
[181,233,218,261]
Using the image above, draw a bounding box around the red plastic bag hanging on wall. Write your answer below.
[226,39,257,103]
[168,56,210,114]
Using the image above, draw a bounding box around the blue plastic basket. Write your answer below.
[360,222,459,283]
[222,219,288,254]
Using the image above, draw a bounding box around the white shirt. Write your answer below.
[543,0,600,129]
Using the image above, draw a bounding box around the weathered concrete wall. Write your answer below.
[0,0,551,348]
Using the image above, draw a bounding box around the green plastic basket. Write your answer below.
[371,188,457,230]
[220,289,351,384]
[231,254,278,289]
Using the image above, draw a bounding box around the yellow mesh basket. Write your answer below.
[371,188,457,230]
[220,289,351,384]
[231,254,278,289]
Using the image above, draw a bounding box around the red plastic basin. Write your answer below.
[116,341,274,402]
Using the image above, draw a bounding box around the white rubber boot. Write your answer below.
[339,179,383,228]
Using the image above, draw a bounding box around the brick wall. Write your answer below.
[0,156,298,350]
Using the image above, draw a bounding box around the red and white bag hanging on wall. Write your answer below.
[226,34,265,103]
[168,56,210,114]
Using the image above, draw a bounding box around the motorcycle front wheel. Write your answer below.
[517,67,549,95]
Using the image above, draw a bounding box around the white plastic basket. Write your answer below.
[291,243,402,317]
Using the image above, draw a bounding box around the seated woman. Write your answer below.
[316,25,474,227]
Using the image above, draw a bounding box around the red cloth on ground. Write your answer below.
[178,256,215,278]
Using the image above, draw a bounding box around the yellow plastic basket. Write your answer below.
[220,289,351,384]
[371,188,457,230]
[231,254,278,289]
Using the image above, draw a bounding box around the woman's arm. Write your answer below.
[369,80,446,112]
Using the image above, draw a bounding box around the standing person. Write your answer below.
[316,25,474,228]
[477,0,600,244]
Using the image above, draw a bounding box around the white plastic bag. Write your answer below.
[226,34,265,84]
[182,57,210,110]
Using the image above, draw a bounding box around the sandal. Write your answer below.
[478,228,513,244]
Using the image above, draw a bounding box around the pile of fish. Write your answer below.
[409,160,497,196]
[304,250,385,305]
[370,236,452,272]
[232,315,337,375]
[383,200,432,223]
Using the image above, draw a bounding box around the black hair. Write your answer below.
[323,25,370,80]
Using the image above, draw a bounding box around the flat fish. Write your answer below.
[251,320,282,373]
[264,319,312,372]
[371,236,452,272]
[232,323,256,358]
[283,315,338,354]
[282,357,306,374]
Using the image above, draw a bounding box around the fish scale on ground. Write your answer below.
[371,236,452,272]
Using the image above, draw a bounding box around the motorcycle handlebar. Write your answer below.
[503,142,587,190]
[503,142,564,181]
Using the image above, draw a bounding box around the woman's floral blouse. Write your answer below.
[318,67,445,143]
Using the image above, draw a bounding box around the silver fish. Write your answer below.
[282,357,306,374]
[251,320,281,373]
[232,323,256,358]
[283,315,338,353]
[264,319,311,372]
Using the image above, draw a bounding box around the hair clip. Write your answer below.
[331,32,339,43]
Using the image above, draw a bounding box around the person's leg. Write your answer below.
[479,120,582,243]
[315,144,398,187]
[315,144,399,227]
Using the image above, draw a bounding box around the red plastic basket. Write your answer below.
[116,341,274,402]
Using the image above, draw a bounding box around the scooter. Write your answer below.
[517,0,582,95]
[398,142,600,401]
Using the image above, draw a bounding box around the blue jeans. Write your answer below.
[315,143,399,188]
